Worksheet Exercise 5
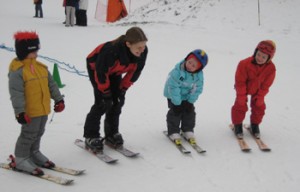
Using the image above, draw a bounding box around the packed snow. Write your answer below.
[0,0,299,191]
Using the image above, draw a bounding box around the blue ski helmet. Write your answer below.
[185,49,208,71]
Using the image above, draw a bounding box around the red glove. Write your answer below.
[254,96,264,107]
[16,112,31,124]
[236,95,247,106]
[54,100,65,112]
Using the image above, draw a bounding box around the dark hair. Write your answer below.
[112,27,148,45]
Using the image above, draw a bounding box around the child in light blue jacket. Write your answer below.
[164,49,208,143]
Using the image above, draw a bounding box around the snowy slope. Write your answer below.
[0,0,300,191]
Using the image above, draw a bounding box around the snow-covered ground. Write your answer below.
[0,0,299,191]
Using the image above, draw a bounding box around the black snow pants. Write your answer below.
[166,99,196,135]
[83,64,124,138]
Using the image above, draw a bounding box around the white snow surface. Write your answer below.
[0,0,300,191]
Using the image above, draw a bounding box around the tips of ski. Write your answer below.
[181,134,206,153]
[229,124,251,152]
[104,140,140,158]
[49,166,85,176]
[243,124,271,152]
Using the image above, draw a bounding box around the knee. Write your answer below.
[111,105,122,114]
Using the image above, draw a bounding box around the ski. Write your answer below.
[105,142,139,157]
[47,165,85,176]
[229,124,251,152]
[243,125,271,152]
[181,136,206,153]
[75,139,118,164]
[0,163,73,185]
[163,131,191,154]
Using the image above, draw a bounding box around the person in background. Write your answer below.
[33,0,43,18]
[65,0,79,27]
[231,40,276,139]
[164,49,208,145]
[63,0,67,24]
[76,0,88,26]
[83,27,148,151]
[8,31,65,175]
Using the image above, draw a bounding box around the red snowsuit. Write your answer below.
[231,56,276,125]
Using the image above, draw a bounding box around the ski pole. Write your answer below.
[258,0,261,26]
[49,112,55,124]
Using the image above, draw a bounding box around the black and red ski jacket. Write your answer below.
[86,41,148,94]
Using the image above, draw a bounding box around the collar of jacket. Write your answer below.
[118,42,138,65]
[9,58,37,71]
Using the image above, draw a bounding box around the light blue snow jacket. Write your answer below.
[164,61,204,105]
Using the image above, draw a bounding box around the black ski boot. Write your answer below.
[234,124,243,139]
[250,124,260,138]
[85,138,104,151]
[106,133,124,147]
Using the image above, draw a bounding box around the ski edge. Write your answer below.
[180,134,206,153]
[50,166,85,176]
[187,142,206,153]
[105,142,140,158]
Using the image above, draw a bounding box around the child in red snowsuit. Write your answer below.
[231,40,276,138]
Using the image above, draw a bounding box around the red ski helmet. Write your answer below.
[255,40,276,62]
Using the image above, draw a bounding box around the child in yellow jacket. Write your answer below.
[8,31,65,175]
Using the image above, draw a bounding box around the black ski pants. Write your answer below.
[166,99,196,135]
[83,64,125,138]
